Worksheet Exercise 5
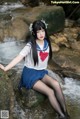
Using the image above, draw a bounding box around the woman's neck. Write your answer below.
[36,39,44,45]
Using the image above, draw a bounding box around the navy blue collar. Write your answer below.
[36,39,48,51]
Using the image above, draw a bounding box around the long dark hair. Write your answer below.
[26,20,52,65]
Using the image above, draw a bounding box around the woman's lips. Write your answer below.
[40,36,43,38]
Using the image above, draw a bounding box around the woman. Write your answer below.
[0,20,70,119]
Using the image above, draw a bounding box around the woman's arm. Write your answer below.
[0,54,24,72]
[0,43,31,72]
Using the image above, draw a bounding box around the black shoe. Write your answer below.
[58,115,67,119]
[64,111,70,119]
[65,112,70,119]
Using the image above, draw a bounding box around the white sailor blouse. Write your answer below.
[19,39,49,70]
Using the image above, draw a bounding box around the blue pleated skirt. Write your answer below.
[19,66,48,89]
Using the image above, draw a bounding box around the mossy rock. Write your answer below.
[15,88,46,109]
[0,70,10,109]
[7,69,47,109]
[0,70,14,118]
[38,6,65,35]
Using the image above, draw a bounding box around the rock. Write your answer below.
[65,19,75,27]
[51,42,60,52]
[70,41,80,51]
[0,17,29,41]
[14,5,65,34]
[9,68,64,109]
[76,18,80,26]
[10,18,29,40]
[0,28,4,41]
[15,88,46,109]
[50,34,70,48]
[47,69,64,83]
[52,47,80,79]
[77,32,80,41]
[0,5,65,41]
[50,34,67,44]
[0,0,18,3]
[0,70,15,119]
[20,0,40,7]
[37,5,65,35]
[7,70,46,109]
[64,27,79,42]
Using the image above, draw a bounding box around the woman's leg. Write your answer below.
[42,74,67,114]
[33,80,65,117]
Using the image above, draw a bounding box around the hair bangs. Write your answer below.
[33,21,45,33]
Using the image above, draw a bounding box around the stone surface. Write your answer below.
[0,70,15,119]
[0,5,65,41]
[51,48,80,80]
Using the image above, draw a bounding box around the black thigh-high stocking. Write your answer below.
[42,75,67,115]
[33,80,65,117]
[53,83,67,114]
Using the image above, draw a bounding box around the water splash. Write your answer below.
[0,2,24,13]
[63,77,80,102]
[13,101,27,119]
[0,38,24,67]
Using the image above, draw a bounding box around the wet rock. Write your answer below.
[47,69,64,83]
[0,17,28,41]
[0,13,12,21]
[0,28,4,41]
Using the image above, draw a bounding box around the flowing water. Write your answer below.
[0,39,80,119]
[0,2,24,13]
[0,2,80,119]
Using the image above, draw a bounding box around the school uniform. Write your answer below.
[19,39,49,89]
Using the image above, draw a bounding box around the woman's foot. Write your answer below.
[58,115,67,119]
[59,116,67,119]
[65,112,70,119]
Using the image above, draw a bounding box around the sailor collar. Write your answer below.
[36,39,48,51]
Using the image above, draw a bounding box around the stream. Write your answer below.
[0,2,80,119]
[0,39,80,119]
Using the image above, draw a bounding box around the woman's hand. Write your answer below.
[0,64,5,71]
[0,55,24,72]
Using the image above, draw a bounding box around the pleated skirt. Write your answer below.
[19,66,48,89]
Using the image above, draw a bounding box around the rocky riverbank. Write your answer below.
[0,3,80,119]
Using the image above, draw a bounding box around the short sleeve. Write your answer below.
[19,43,31,57]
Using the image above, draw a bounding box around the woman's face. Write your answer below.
[36,28,45,41]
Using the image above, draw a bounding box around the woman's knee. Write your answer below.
[47,88,54,97]
[54,80,60,88]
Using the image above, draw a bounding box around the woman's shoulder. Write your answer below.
[26,42,32,47]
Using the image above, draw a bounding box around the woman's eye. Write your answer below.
[42,29,45,32]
